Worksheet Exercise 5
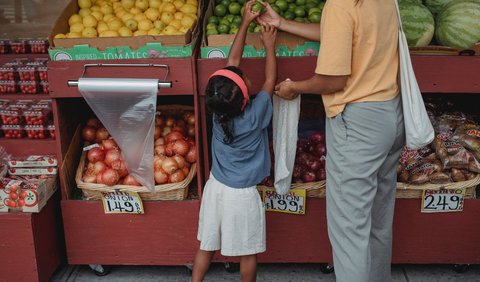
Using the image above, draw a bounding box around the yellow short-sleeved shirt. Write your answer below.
[316,0,400,117]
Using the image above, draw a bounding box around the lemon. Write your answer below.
[66,32,82,38]
[153,20,166,30]
[135,0,149,11]
[107,18,124,30]
[133,30,148,36]
[163,25,179,35]
[160,12,174,24]
[144,7,160,21]
[70,22,85,33]
[138,19,154,31]
[68,14,83,26]
[83,15,98,27]
[99,30,120,37]
[134,13,147,22]
[180,4,196,14]
[169,19,182,29]
[179,26,189,34]
[79,8,92,17]
[174,12,184,20]
[173,0,185,10]
[121,12,134,21]
[78,0,92,9]
[103,14,115,21]
[124,18,138,31]
[82,27,98,37]
[149,0,162,8]
[184,13,197,20]
[180,15,194,28]
[162,3,176,13]
[115,8,127,17]
[54,33,67,39]
[91,5,101,12]
[118,26,133,36]
[186,0,198,7]
[121,0,135,9]
[113,2,123,10]
[147,28,162,35]
[100,4,114,15]
[97,21,109,33]
[91,11,104,21]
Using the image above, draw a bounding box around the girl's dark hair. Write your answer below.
[206,66,245,144]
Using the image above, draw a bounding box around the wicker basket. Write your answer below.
[257,175,480,199]
[257,180,326,198]
[75,150,196,201]
[395,175,480,199]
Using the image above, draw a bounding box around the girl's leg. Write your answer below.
[240,254,257,282]
[192,249,215,282]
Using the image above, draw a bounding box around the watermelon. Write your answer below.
[399,2,435,47]
[423,0,454,15]
[435,0,480,49]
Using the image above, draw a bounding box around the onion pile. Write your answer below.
[81,109,197,187]
[259,131,327,186]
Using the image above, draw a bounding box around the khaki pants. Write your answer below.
[325,95,405,282]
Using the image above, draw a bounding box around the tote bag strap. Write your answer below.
[393,0,403,32]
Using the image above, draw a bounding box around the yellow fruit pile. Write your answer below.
[54,0,198,39]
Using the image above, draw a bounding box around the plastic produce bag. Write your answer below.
[78,78,157,190]
[272,95,300,195]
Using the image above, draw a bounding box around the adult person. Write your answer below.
[259,1,405,281]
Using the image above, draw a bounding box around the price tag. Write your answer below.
[263,188,306,215]
[421,188,465,213]
[101,191,144,214]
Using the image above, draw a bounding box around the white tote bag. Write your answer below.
[394,0,434,150]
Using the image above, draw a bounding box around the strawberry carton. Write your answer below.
[37,65,48,81]
[28,39,49,54]
[47,124,55,139]
[10,39,30,54]
[0,66,17,81]
[17,66,37,81]
[7,155,58,168]
[18,80,39,94]
[7,167,57,176]
[0,177,57,213]
[0,80,17,93]
[25,125,48,139]
[0,40,10,54]
[1,125,24,138]
[0,108,24,125]
[24,108,52,125]
[40,81,49,94]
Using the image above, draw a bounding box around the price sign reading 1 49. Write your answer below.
[421,188,465,213]
[263,188,306,215]
[102,191,144,214]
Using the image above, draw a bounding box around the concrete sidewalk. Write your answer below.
[51,263,480,281]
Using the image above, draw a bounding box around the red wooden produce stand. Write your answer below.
[47,55,204,266]
[196,55,480,264]
[0,54,64,282]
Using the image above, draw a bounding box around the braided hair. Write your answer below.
[206,66,246,144]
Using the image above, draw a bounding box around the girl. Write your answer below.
[191,1,277,281]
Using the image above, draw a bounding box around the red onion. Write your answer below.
[105,149,122,166]
[172,154,187,169]
[165,131,185,144]
[185,145,196,163]
[165,117,176,127]
[182,166,190,176]
[101,169,120,186]
[309,131,325,144]
[155,116,165,127]
[154,126,161,140]
[154,155,165,171]
[302,171,317,183]
[111,159,129,178]
[186,113,195,126]
[316,168,326,181]
[155,137,165,146]
[96,173,103,184]
[187,125,195,138]
[82,126,96,142]
[83,173,97,183]
[312,143,327,157]
[292,166,303,179]
[306,158,321,172]
[95,127,109,142]
[86,118,102,128]
[176,119,186,129]
[295,152,310,167]
[169,170,186,183]
[162,126,171,136]
[102,139,119,151]
[154,145,166,156]
[87,147,105,163]
[93,161,107,175]
[123,175,141,186]
[173,139,190,156]
[154,168,168,184]
[161,157,179,174]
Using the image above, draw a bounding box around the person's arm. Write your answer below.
[227,0,260,67]
[260,25,277,95]
[258,3,320,42]
[274,74,348,100]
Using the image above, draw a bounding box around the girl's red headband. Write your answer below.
[209,69,249,111]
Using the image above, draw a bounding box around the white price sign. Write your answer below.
[263,188,306,215]
[102,191,144,214]
[421,188,465,213]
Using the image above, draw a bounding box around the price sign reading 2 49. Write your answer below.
[102,191,144,214]
[421,188,465,213]
[263,188,306,215]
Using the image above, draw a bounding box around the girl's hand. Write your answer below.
[274,79,299,100]
[243,0,261,24]
[260,24,277,49]
[257,2,282,28]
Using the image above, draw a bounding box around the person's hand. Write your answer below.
[274,79,299,100]
[257,2,282,28]
[260,24,277,49]
[242,0,261,25]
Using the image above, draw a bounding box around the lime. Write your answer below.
[208,16,219,24]
[248,22,256,32]
[238,0,246,4]
[275,0,288,11]
[285,0,295,3]
[295,0,306,5]
[214,4,227,17]
[206,23,218,30]
[229,26,239,34]
[305,2,316,9]
[220,0,231,7]
[271,4,281,14]
[294,6,305,17]
[308,12,321,23]
[228,2,242,14]
[225,14,235,22]
[254,25,262,32]
[308,7,322,16]
[219,18,231,26]
[217,24,230,34]
[206,29,219,36]
[294,17,305,22]
[283,10,295,20]
[232,15,243,25]
[305,0,319,4]
[252,2,265,13]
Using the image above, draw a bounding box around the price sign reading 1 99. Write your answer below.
[263,188,306,215]
[421,188,465,213]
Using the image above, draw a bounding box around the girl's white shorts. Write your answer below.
[197,174,266,256]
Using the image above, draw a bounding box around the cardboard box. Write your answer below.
[48,0,201,60]
[200,0,320,58]
[8,155,58,168]
[0,177,57,213]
